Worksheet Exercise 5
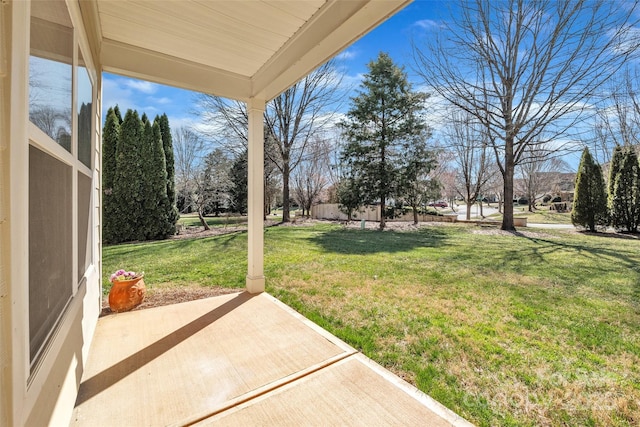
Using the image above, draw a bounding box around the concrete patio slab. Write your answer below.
[71,292,472,426]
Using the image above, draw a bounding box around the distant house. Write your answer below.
[514,171,576,204]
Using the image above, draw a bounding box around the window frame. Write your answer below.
[26,0,98,377]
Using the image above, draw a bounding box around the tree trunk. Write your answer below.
[466,201,472,220]
[412,203,418,225]
[198,210,210,231]
[380,196,386,230]
[263,181,268,220]
[502,154,515,230]
[480,201,484,218]
[282,162,290,222]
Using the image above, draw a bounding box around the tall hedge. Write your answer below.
[113,105,123,124]
[139,119,156,239]
[102,107,120,243]
[113,109,145,241]
[609,148,640,232]
[229,150,248,214]
[608,146,624,204]
[157,114,178,233]
[571,148,608,231]
[150,120,173,238]
[103,107,178,243]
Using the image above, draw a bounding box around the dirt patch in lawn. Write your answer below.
[170,225,247,240]
[101,286,242,317]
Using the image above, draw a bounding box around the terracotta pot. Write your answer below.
[108,276,146,313]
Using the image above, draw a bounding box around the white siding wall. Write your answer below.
[1,1,102,425]
[0,2,11,424]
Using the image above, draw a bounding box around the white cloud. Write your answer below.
[342,72,365,88]
[336,48,358,61]
[169,116,200,131]
[102,77,140,114]
[124,80,158,94]
[152,97,172,105]
[140,105,160,114]
[413,19,445,31]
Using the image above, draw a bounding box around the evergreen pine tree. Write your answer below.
[114,109,144,242]
[610,148,640,232]
[102,107,120,243]
[139,119,157,239]
[157,114,178,233]
[149,120,172,238]
[337,176,363,221]
[608,146,624,205]
[229,150,248,214]
[339,52,429,229]
[571,148,608,231]
[113,105,123,124]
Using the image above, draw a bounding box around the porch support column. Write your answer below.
[246,97,265,293]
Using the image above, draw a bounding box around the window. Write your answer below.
[29,146,73,364]
[29,1,73,151]
[27,0,95,370]
[77,50,92,169]
[77,49,94,280]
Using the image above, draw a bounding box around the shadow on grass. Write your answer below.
[514,232,638,270]
[579,230,640,240]
[311,227,449,255]
[493,232,640,305]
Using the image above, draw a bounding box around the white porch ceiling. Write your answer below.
[80,0,411,101]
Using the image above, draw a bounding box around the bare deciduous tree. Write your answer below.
[197,61,342,222]
[172,126,206,223]
[292,164,326,218]
[591,67,640,165]
[484,164,505,213]
[292,137,334,217]
[173,126,205,192]
[186,148,233,230]
[516,147,571,212]
[428,148,458,211]
[414,0,638,230]
[445,111,495,220]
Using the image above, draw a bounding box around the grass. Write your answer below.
[103,231,248,293]
[487,206,573,225]
[103,223,640,426]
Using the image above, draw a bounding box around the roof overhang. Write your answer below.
[80,0,411,101]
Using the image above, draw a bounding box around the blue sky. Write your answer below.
[99,1,627,170]
[101,1,447,130]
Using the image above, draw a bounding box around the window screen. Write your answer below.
[29,145,73,366]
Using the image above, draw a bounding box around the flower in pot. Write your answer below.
[108,269,146,313]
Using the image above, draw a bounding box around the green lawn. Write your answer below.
[103,223,640,426]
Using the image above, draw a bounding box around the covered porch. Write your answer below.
[71,292,470,426]
[0,0,472,425]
